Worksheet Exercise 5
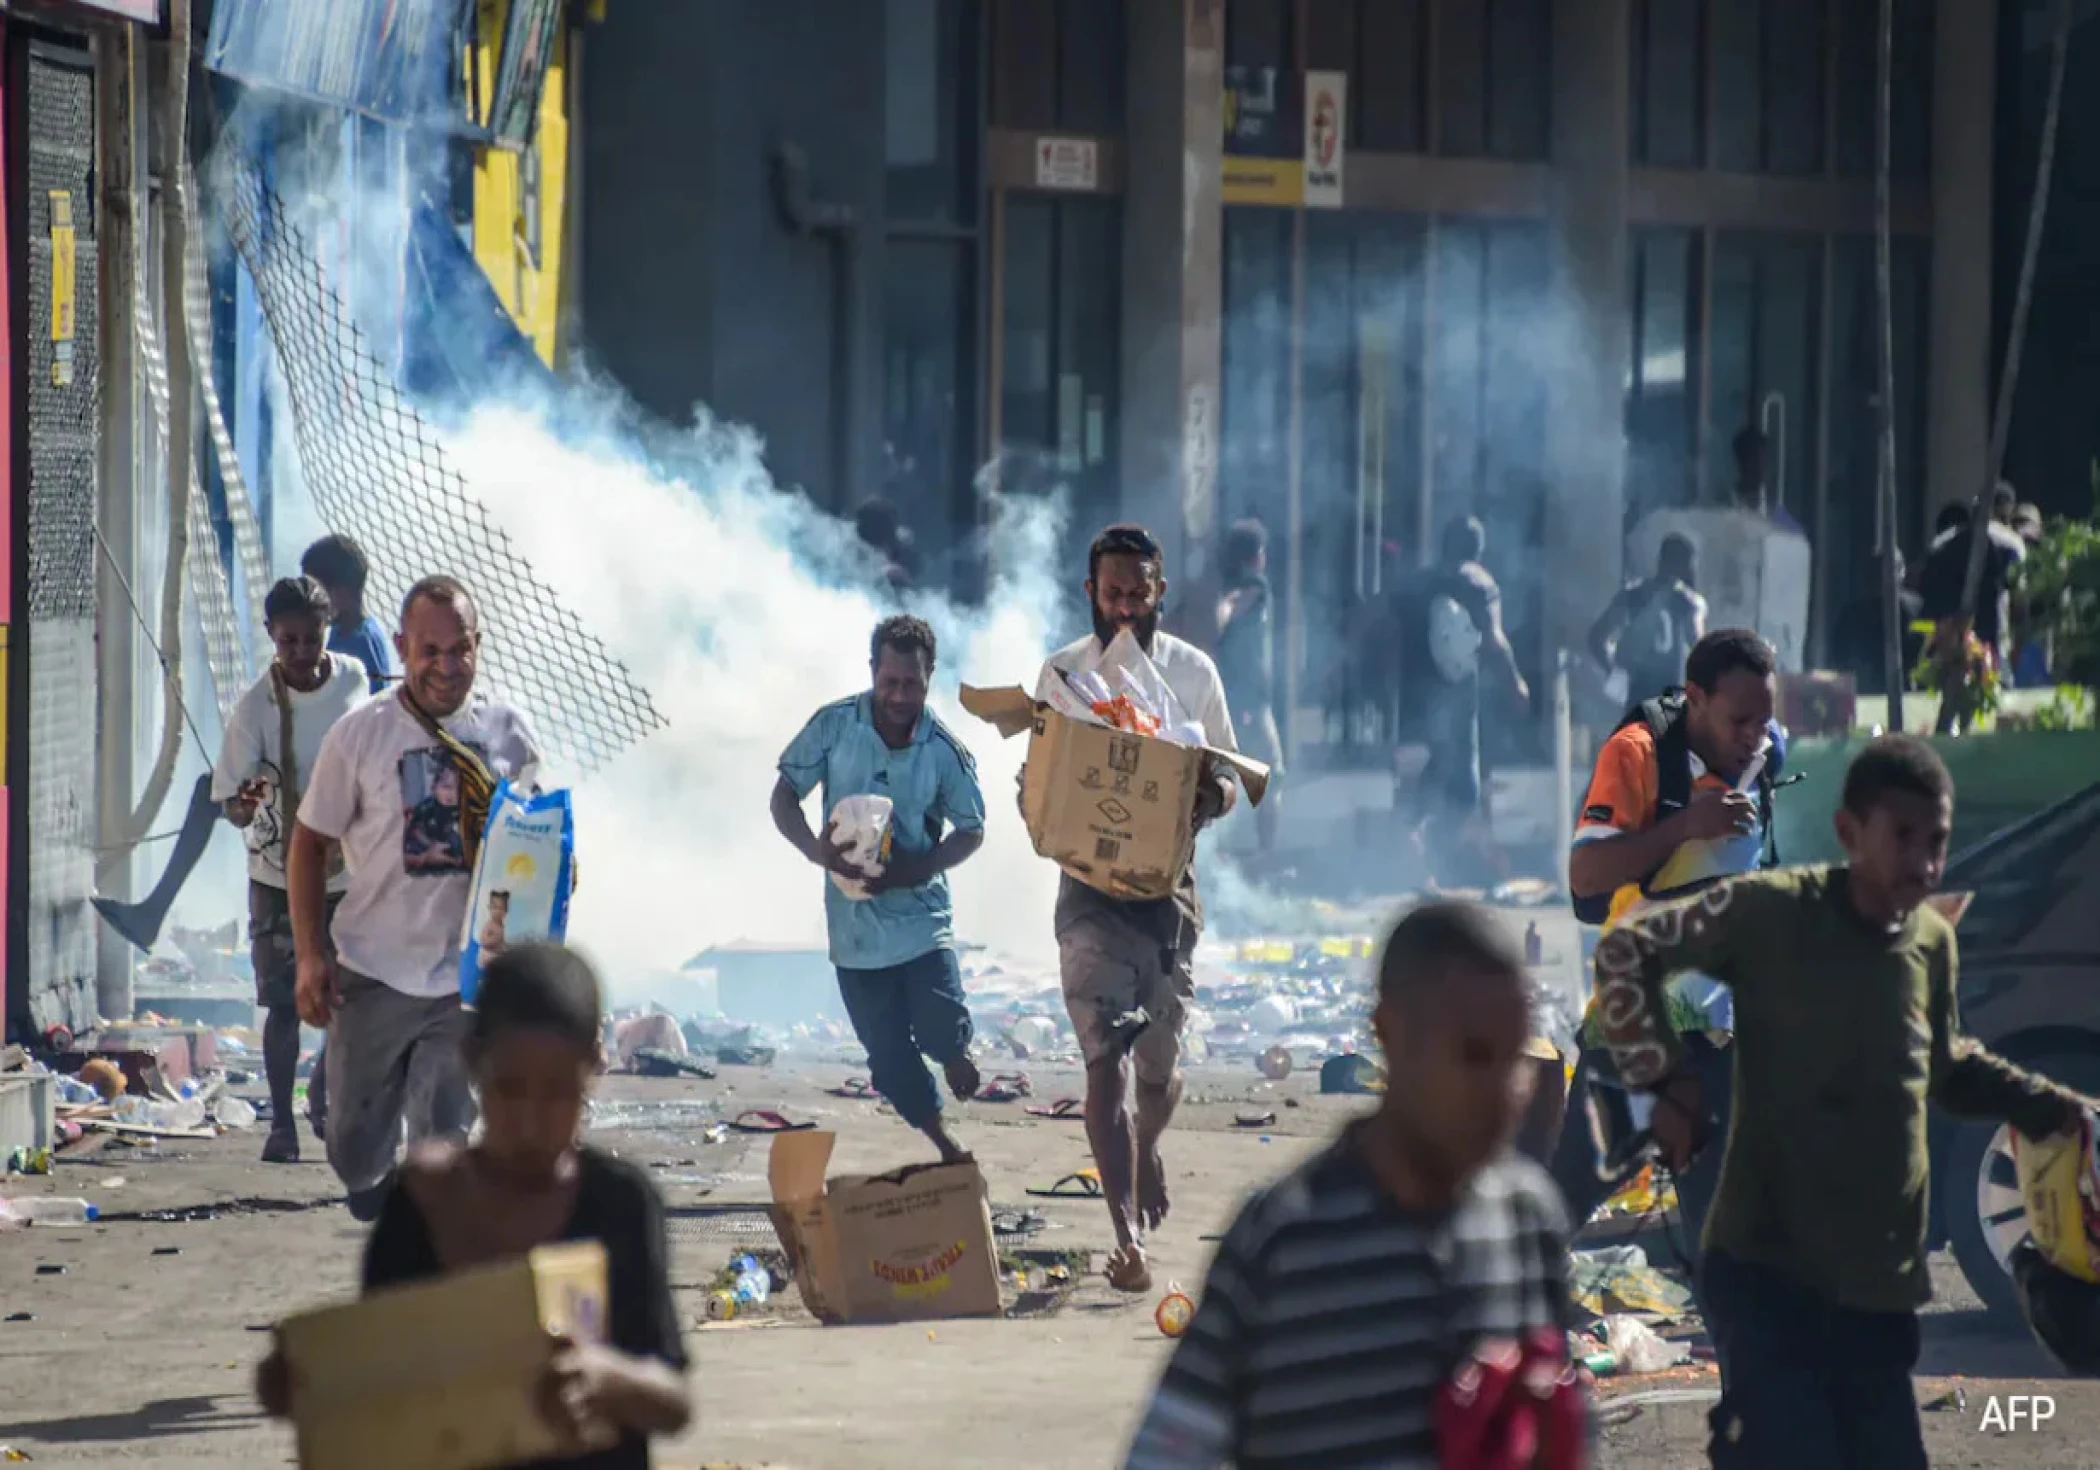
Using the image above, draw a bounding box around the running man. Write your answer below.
[771,614,987,1163]
[1039,523,1237,1293]
[212,576,369,1161]
[1594,735,2089,1467]
[288,575,543,1220]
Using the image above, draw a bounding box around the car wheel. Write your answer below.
[1944,1049,2100,1320]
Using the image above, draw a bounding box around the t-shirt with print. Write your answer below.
[777,694,986,971]
[1572,720,1769,1040]
[1040,631,1236,944]
[212,653,369,892]
[299,691,543,997]
[329,616,396,694]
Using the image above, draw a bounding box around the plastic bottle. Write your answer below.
[211,1097,258,1129]
[731,1255,771,1307]
[0,1196,99,1225]
[113,1095,208,1131]
[50,1074,98,1107]
[1524,922,1543,966]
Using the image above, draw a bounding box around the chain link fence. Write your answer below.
[216,149,664,778]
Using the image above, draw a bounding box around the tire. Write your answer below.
[1943,1049,2100,1320]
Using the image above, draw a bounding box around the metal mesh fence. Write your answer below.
[215,150,665,778]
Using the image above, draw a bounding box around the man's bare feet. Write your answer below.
[943,1055,981,1102]
[1136,1143,1170,1233]
[1105,1242,1153,1294]
[928,1120,974,1167]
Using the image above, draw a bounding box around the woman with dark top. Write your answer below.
[259,942,692,1467]
[1215,518,1282,855]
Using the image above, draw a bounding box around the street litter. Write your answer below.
[1155,1283,1196,1337]
[1566,1244,1694,1318]
[1600,1315,1689,1374]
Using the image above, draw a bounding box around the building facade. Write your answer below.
[572,0,1997,772]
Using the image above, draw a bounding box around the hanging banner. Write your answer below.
[1221,64,1302,208]
[1303,71,1346,209]
[479,0,564,149]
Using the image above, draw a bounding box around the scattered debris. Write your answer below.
[1567,1244,1694,1317]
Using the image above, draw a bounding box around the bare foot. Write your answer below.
[943,1055,981,1103]
[929,1123,974,1167]
[1105,1242,1153,1294]
[1136,1143,1170,1234]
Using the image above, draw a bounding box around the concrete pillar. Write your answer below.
[1925,0,1994,522]
[1542,0,1632,672]
[1118,0,1224,592]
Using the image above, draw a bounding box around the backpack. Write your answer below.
[1570,691,1779,925]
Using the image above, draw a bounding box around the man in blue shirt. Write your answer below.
[301,533,396,693]
[770,614,988,1163]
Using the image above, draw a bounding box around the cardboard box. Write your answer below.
[959,684,1270,901]
[277,1241,613,1470]
[767,1131,1003,1326]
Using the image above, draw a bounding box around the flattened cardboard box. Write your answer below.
[768,1130,1002,1325]
[277,1240,612,1470]
[959,684,1270,901]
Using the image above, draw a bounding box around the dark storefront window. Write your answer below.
[1711,0,1826,177]
[991,0,1127,134]
[1436,0,1550,160]
[1358,0,1429,152]
[1833,0,1932,181]
[1632,0,1706,166]
[1625,228,1703,524]
[887,0,979,224]
[883,238,978,560]
[1704,232,1821,518]
[998,196,1123,550]
[1226,0,1294,70]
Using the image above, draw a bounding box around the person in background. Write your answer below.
[770,614,987,1165]
[212,576,370,1162]
[1038,523,1238,1294]
[257,942,693,1464]
[288,575,544,1221]
[1553,629,1780,1292]
[1214,518,1282,858]
[1588,532,1708,705]
[1729,426,1806,537]
[854,496,919,594]
[2011,502,2052,688]
[1917,483,2026,671]
[301,534,396,694]
[1593,736,2090,1467]
[1124,903,1582,1469]
[1412,514,1528,890]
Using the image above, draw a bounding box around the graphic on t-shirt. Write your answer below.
[399,743,488,876]
[245,759,287,872]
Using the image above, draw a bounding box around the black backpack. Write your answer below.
[1570,691,1779,925]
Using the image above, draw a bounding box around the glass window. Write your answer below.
[1431,220,1488,516]
[1478,222,1551,697]
[1706,231,1822,516]
[883,237,977,571]
[1226,0,1292,69]
[1220,208,1295,532]
[1059,0,1126,134]
[1704,234,1757,493]
[1001,196,1057,461]
[886,0,977,224]
[1832,0,1874,178]
[1764,0,1825,176]
[1891,0,1932,183]
[1486,0,1550,160]
[1710,0,1764,173]
[1358,0,1427,152]
[1436,0,1489,156]
[1625,228,1702,525]
[992,0,1057,130]
[1632,0,1705,167]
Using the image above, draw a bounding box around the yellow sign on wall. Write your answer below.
[470,0,571,367]
[49,190,76,385]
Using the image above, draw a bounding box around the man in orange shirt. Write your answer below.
[1550,629,1780,1270]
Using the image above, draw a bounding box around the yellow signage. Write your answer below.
[49,190,76,385]
[1222,158,1304,208]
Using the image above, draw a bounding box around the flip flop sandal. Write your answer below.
[991,1208,1047,1238]
[975,1072,1032,1103]
[827,1076,878,1100]
[1234,1110,1277,1128]
[635,1048,718,1081]
[1026,1170,1103,1200]
[1025,1098,1086,1120]
[727,1109,817,1134]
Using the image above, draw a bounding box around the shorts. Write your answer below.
[248,882,342,1010]
[1058,914,1196,1085]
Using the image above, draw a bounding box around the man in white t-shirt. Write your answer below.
[212,576,370,1162]
[288,574,543,1220]
[1033,523,1238,1296]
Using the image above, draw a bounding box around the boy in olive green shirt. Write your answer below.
[1590,734,2087,1469]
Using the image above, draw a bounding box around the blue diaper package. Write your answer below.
[459,781,575,1005]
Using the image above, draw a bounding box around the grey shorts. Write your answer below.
[1058,916,1196,1085]
[247,882,340,1011]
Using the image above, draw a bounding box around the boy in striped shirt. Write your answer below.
[1126,903,1582,1468]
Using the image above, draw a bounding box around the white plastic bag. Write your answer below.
[827,794,894,901]
[1602,1314,1689,1374]
[1088,629,1204,743]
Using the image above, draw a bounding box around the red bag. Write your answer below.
[1435,1327,1588,1470]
